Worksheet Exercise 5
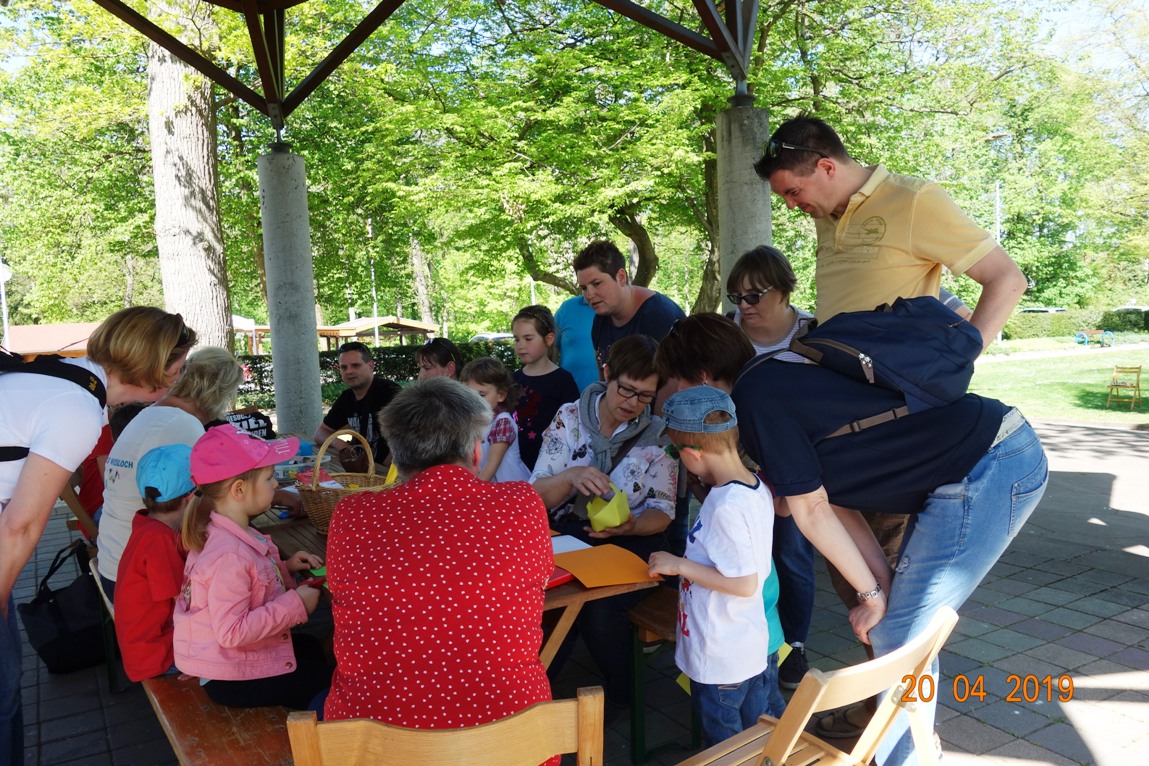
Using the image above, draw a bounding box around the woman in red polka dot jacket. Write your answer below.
[324,377,556,755]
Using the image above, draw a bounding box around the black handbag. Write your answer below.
[17,540,106,674]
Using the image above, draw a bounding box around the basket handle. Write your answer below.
[313,428,376,489]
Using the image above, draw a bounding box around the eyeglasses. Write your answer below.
[762,139,829,160]
[727,286,774,306]
[175,317,193,347]
[613,380,656,405]
[664,444,702,461]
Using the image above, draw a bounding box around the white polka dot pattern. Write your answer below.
[324,464,556,737]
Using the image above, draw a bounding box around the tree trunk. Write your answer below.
[693,126,722,314]
[410,236,434,323]
[609,207,658,287]
[147,6,230,348]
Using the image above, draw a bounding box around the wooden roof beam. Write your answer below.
[87,0,268,116]
[591,0,722,63]
[281,0,406,119]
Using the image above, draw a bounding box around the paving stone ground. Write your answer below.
[19,420,1149,765]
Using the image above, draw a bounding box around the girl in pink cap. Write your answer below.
[173,424,330,709]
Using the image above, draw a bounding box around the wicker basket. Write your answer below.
[297,429,392,534]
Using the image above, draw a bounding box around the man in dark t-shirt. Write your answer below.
[573,239,685,374]
[314,342,401,468]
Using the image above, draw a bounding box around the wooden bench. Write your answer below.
[628,586,700,764]
[141,675,294,766]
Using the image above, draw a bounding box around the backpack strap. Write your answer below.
[824,405,911,439]
[0,353,106,462]
[733,328,912,441]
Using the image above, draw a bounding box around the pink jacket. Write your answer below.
[173,512,308,681]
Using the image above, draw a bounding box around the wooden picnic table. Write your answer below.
[251,512,657,669]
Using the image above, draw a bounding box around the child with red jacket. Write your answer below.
[115,444,194,681]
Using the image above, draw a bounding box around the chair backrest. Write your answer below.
[757,607,958,766]
[88,555,115,620]
[287,685,604,766]
[1112,365,1141,381]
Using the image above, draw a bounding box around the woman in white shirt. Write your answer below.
[0,306,194,761]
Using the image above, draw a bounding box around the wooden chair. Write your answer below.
[1106,365,1142,410]
[287,686,605,766]
[676,607,958,766]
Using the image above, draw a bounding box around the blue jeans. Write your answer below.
[870,419,1048,766]
[1,596,24,764]
[773,513,815,644]
[692,653,787,748]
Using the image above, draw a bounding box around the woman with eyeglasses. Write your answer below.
[727,246,812,361]
[530,334,676,712]
[0,306,195,761]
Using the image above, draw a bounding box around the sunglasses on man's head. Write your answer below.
[726,286,774,306]
[762,139,829,160]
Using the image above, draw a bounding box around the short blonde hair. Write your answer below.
[665,412,741,454]
[169,347,243,422]
[87,307,196,390]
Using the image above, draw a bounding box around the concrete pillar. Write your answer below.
[258,143,323,438]
[716,99,772,313]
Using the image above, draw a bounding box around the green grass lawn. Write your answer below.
[971,344,1149,425]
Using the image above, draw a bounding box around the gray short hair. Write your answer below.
[379,378,491,476]
[168,346,243,422]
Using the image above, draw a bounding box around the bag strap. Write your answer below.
[0,354,106,462]
[37,540,87,596]
[20,355,107,408]
[824,406,911,439]
[734,323,911,441]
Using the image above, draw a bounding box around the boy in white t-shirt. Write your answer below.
[648,386,779,746]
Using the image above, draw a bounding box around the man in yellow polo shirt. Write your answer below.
[752,116,1027,738]
[754,115,1026,350]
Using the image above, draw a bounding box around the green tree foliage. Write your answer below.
[1,0,1146,339]
[0,1,160,322]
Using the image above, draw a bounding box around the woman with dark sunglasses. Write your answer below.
[726,246,812,363]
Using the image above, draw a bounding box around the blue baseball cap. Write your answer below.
[136,444,196,503]
[662,385,738,434]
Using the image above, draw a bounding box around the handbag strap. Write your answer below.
[38,540,87,596]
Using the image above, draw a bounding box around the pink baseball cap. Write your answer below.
[191,423,299,485]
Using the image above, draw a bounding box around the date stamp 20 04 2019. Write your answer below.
[900,674,1075,704]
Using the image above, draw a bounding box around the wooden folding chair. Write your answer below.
[1106,365,1142,410]
[677,607,959,766]
[288,685,604,766]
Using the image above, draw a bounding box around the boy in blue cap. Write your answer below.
[648,386,781,745]
[115,443,196,682]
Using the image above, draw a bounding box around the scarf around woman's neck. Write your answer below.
[577,381,665,476]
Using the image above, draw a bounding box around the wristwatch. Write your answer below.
[857,583,883,602]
